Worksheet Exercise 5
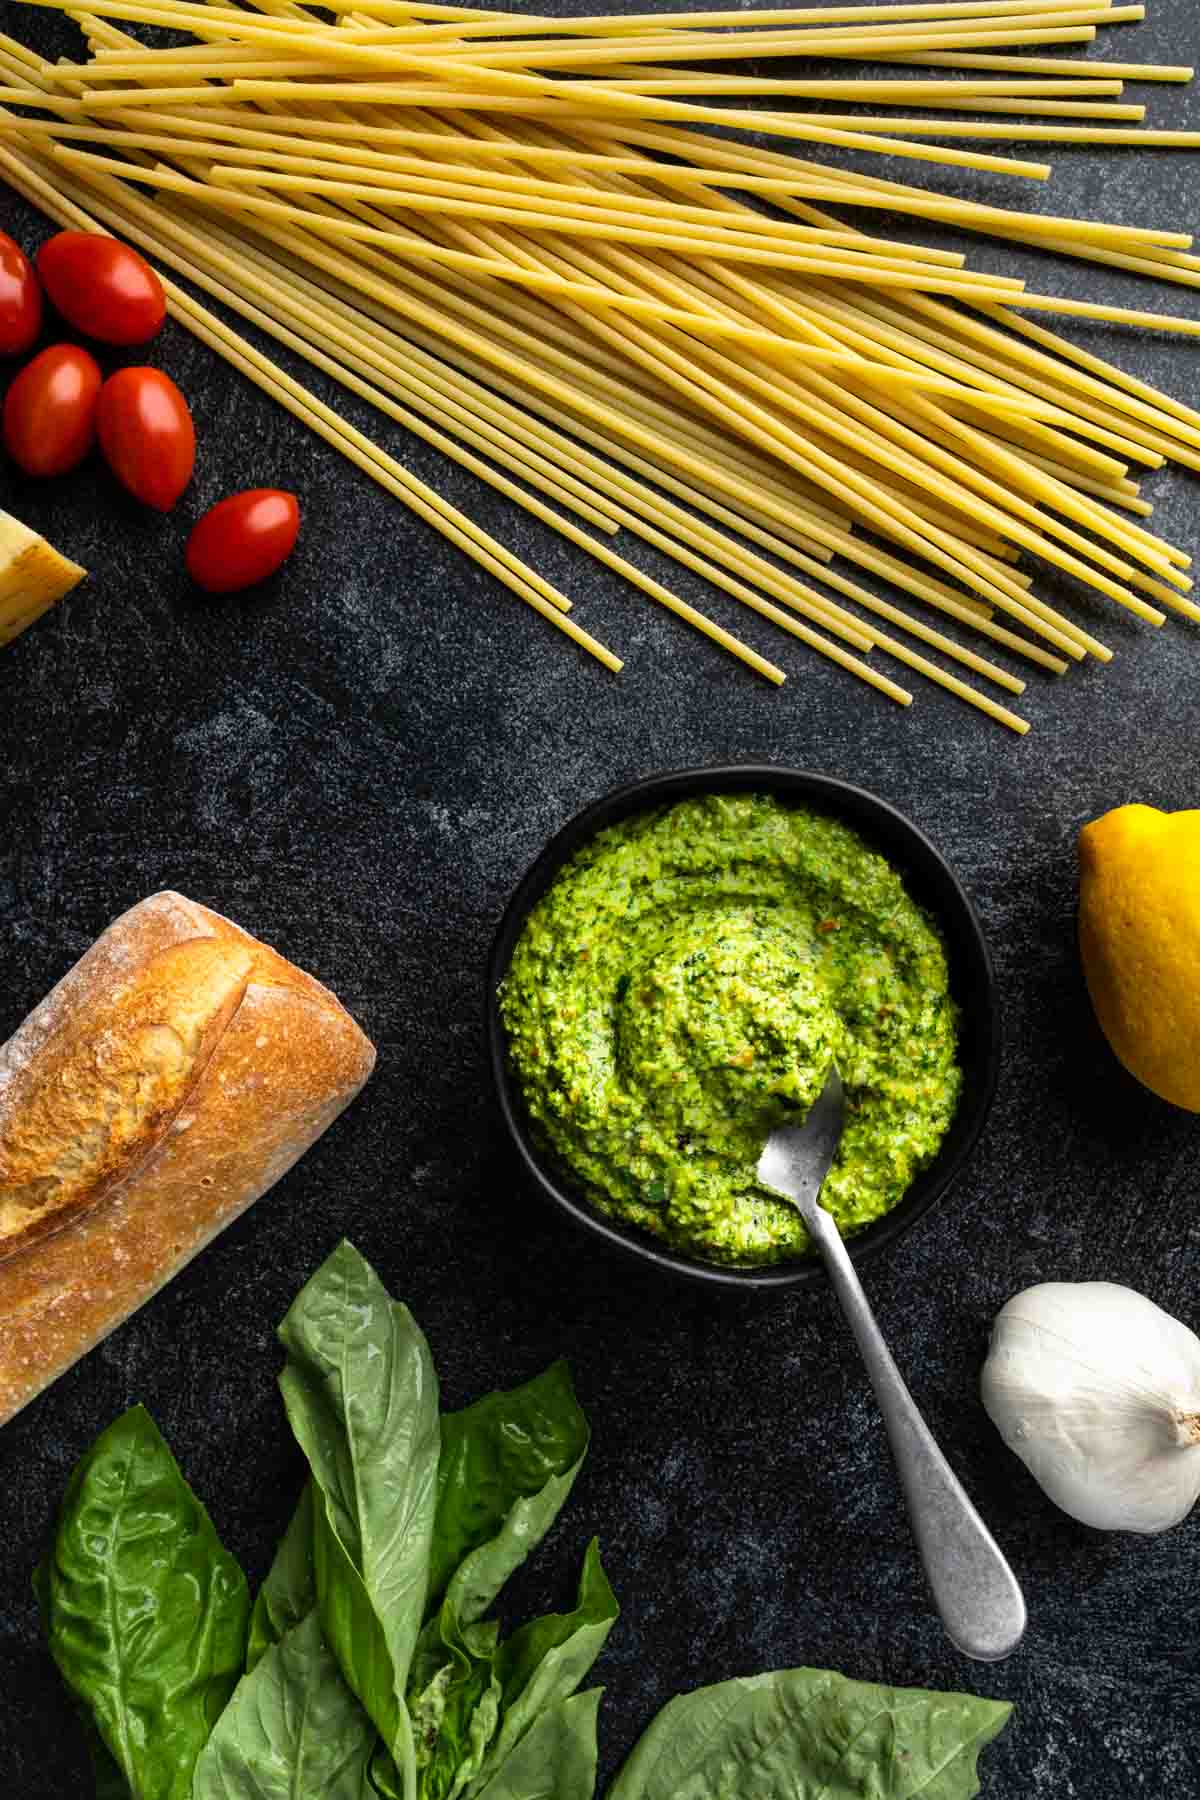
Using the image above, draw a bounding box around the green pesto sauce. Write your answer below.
[499,794,962,1266]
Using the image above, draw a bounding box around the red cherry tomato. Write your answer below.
[186,489,301,593]
[96,366,195,511]
[37,232,166,347]
[0,231,42,357]
[3,343,101,476]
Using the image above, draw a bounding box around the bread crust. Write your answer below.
[0,893,376,1426]
[0,936,255,1262]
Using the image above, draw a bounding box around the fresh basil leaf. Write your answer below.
[411,1605,503,1800]
[35,1556,132,1800]
[444,1460,585,1631]
[471,1691,600,1800]
[464,1540,615,1796]
[607,1668,1013,1800]
[312,1481,407,1753]
[370,1743,403,1799]
[277,1241,440,1795]
[193,1610,375,1800]
[86,1723,135,1800]
[412,1660,457,1769]
[494,1539,616,1711]
[41,1404,249,1800]
[424,1663,502,1800]
[429,1362,588,1614]
[444,1679,502,1800]
[247,1483,316,1674]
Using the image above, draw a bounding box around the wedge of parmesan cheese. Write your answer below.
[0,508,86,647]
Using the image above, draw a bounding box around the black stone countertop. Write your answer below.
[1,3,1199,1794]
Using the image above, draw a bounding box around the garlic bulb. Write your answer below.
[981,1281,1200,1534]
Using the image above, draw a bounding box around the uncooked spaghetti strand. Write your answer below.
[688,119,1200,144]
[37,0,1128,39]
[405,22,1127,69]
[402,177,1025,595]
[880,48,1193,77]
[89,1,1155,30]
[221,146,857,541]
[89,61,1143,111]
[880,389,1178,610]
[580,234,1049,570]
[236,206,1078,661]
[376,108,1021,583]
[990,442,1152,516]
[216,75,1059,178]
[707,261,1149,504]
[295,264,852,588]
[49,77,1184,266]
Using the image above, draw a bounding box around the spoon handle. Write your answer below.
[806,1205,1027,1662]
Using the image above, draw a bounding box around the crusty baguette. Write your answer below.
[0,892,376,1426]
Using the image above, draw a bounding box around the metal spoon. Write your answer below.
[757,1067,1027,1662]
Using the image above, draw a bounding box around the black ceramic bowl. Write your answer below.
[486,766,999,1291]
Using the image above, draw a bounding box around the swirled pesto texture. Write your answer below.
[500,794,962,1265]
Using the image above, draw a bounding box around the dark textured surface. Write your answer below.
[2,3,1199,1795]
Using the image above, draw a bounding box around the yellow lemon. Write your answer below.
[1079,803,1200,1111]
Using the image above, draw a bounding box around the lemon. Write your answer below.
[1079,803,1200,1111]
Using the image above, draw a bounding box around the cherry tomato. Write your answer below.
[37,232,166,347]
[0,231,42,357]
[186,488,301,593]
[3,343,101,476]
[96,366,195,511]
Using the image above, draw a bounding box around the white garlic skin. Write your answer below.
[981,1281,1200,1534]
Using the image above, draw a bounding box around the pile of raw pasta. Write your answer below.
[1,1,1199,733]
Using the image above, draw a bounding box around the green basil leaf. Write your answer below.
[193,1610,375,1800]
[443,1460,585,1631]
[471,1691,600,1800]
[429,1362,588,1614]
[277,1241,440,1795]
[370,1744,403,1799]
[444,1680,502,1800]
[35,1556,132,1800]
[312,1479,406,1752]
[86,1722,135,1800]
[411,1605,503,1800]
[464,1541,615,1797]
[494,1539,616,1712]
[41,1404,249,1800]
[247,1483,316,1674]
[607,1668,1014,1800]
